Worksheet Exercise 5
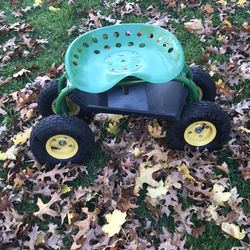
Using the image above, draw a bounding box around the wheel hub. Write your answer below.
[184,121,217,147]
[46,134,78,159]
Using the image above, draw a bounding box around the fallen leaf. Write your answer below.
[13,68,31,78]
[134,163,162,195]
[147,180,169,205]
[12,128,31,145]
[242,21,250,31]
[0,145,19,161]
[34,0,42,4]
[201,4,214,14]
[102,209,126,237]
[148,123,166,138]
[237,0,247,7]
[106,122,119,135]
[49,6,60,13]
[60,184,72,194]
[184,19,204,34]
[178,163,196,182]
[212,184,231,206]
[221,222,246,240]
[222,20,232,29]
[33,193,61,221]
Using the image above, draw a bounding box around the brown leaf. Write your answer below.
[33,192,61,221]
[13,68,31,78]
[192,226,206,238]
[23,225,40,250]
[201,4,214,14]
[184,19,204,34]
[22,34,32,49]
[0,196,10,212]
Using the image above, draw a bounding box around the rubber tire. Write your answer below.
[30,115,95,166]
[167,101,230,151]
[191,66,216,102]
[38,80,93,121]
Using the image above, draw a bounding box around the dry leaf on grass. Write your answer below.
[134,163,163,195]
[211,184,231,206]
[33,193,61,221]
[13,68,31,78]
[184,19,204,34]
[102,209,126,237]
[221,222,246,240]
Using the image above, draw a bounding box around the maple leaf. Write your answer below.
[102,209,126,237]
[221,222,246,240]
[33,192,61,221]
[134,162,163,195]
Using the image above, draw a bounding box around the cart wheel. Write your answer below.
[38,80,93,120]
[191,67,216,102]
[30,115,95,165]
[167,101,230,151]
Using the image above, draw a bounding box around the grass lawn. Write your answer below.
[0,0,249,249]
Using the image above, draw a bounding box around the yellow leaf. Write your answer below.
[239,126,250,133]
[212,184,231,206]
[221,222,246,240]
[49,6,60,13]
[34,0,42,4]
[12,128,31,145]
[67,212,75,224]
[107,114,124,123]
[216,34,227,43]
[217,0,227,6]
[147,123,166,138]
[238,0,247,7]
[0,151,7,161]
[106,122,119,135]
[132,147,141,157]
[178,163,196,181]
[102,209,126,237]
[209,64,217,76]
[147,180,169,205]
[222,20,232,29]
[0,146,19,161]
[35,232,45,246]
[60,184,72,194]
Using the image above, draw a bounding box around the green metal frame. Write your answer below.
[55,64,199,115]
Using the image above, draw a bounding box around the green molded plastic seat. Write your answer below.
[65,23,185,93]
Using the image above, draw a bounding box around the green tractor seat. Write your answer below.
[65,23,185,93]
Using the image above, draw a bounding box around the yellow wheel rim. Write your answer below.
[184,121,217,147]
[52,98,80,116]
[46,134,79,159]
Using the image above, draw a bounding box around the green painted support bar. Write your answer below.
[55,82,76,114]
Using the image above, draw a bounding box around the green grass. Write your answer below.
[0,0,249,249]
